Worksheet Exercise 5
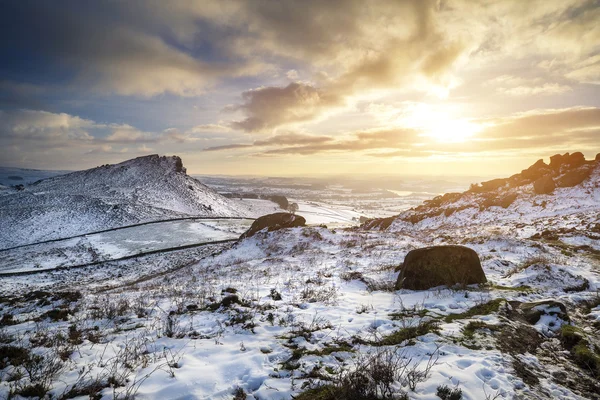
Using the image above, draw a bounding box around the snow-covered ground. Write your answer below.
[0,219,253,274]
[1,156,599,400]
[292,200,363,226]
[1,220,598,399]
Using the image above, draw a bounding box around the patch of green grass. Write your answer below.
[559,324,600,378]
[445,299,504,323]
[573,342,600,377]
[306,342,354,356]
[293,385,337,400]
[389,308,429,320]
[281,347,305,370]
[490,284,532,292]
[376,320,440,346]
[559,325,586,349]
[461,321,499,339]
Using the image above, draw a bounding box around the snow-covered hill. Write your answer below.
[364,152,600,238]
[0,155,251,248]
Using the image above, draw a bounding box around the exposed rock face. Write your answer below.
[533,175,556,195]
[556,166,593,188]
[396,245,486,290]
[361,215,396,230]
[173,156,186,174]
[240,212,306,239]
[479,193,518,210]
[520,159,551,181]
[550,153,568,169]
[565,152,585,169]
[596,153,600,162]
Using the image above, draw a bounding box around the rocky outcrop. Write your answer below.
[519,159,552,182]
[240,212,306,239]
[550,152,588,171]
[556,166,593,188]
[361,216,396,230]
[396,245,486,290]
[362,152,598,231]
[481,192,518,209]
[533,175,555,195]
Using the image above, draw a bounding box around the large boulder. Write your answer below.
[549,153,569,170]
[520,159,551,181]
[396,245,486,290]
[240,212,306,239]
[565,152,585,169]
[556,166,593,187]
[533,175,555,195]
[595,153,600,162]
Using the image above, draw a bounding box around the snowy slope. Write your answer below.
[364,154,600,238]
[0,155,251,248]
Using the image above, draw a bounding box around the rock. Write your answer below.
[519,300,570,325]
[565,152,585,168]
[533,175,555,194]
[173,156,186,174]
[520,159,551,180]
[596,153,600,162]
[361,216,395,230]
[477,178,509,193]
[481,192,518,209]
[556,166,593,187]
[498,193,518,208]
[396,245,486,290]
[549,153,568,170]
[240,212,306,239]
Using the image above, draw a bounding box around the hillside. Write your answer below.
[363,152,600,236]
[1,153,599,400]
[0,155,251,248]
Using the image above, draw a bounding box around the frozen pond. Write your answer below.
[0,218,253,274]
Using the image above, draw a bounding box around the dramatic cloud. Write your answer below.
[204,107,600,159]
[1,1,599,175]
[204,132,334,152]
[0,110,95,143]
[229,83,343,132]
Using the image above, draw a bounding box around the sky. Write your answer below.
[0,0,599,177]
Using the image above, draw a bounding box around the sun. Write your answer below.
[392,103,482,143]
[422,117,482,143]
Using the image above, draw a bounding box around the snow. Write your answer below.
[293,200,363,226]
[0,155,259,249]
[0,219,253,274]
[1,158,599,400]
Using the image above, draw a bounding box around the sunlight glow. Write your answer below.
[395,103,482,143]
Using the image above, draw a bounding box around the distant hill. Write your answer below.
[363,152,600,232]
[0,155,250,248]
[0,166,71,187]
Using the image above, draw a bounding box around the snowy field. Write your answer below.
[0,219,253,274]
[1,215,599,399]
